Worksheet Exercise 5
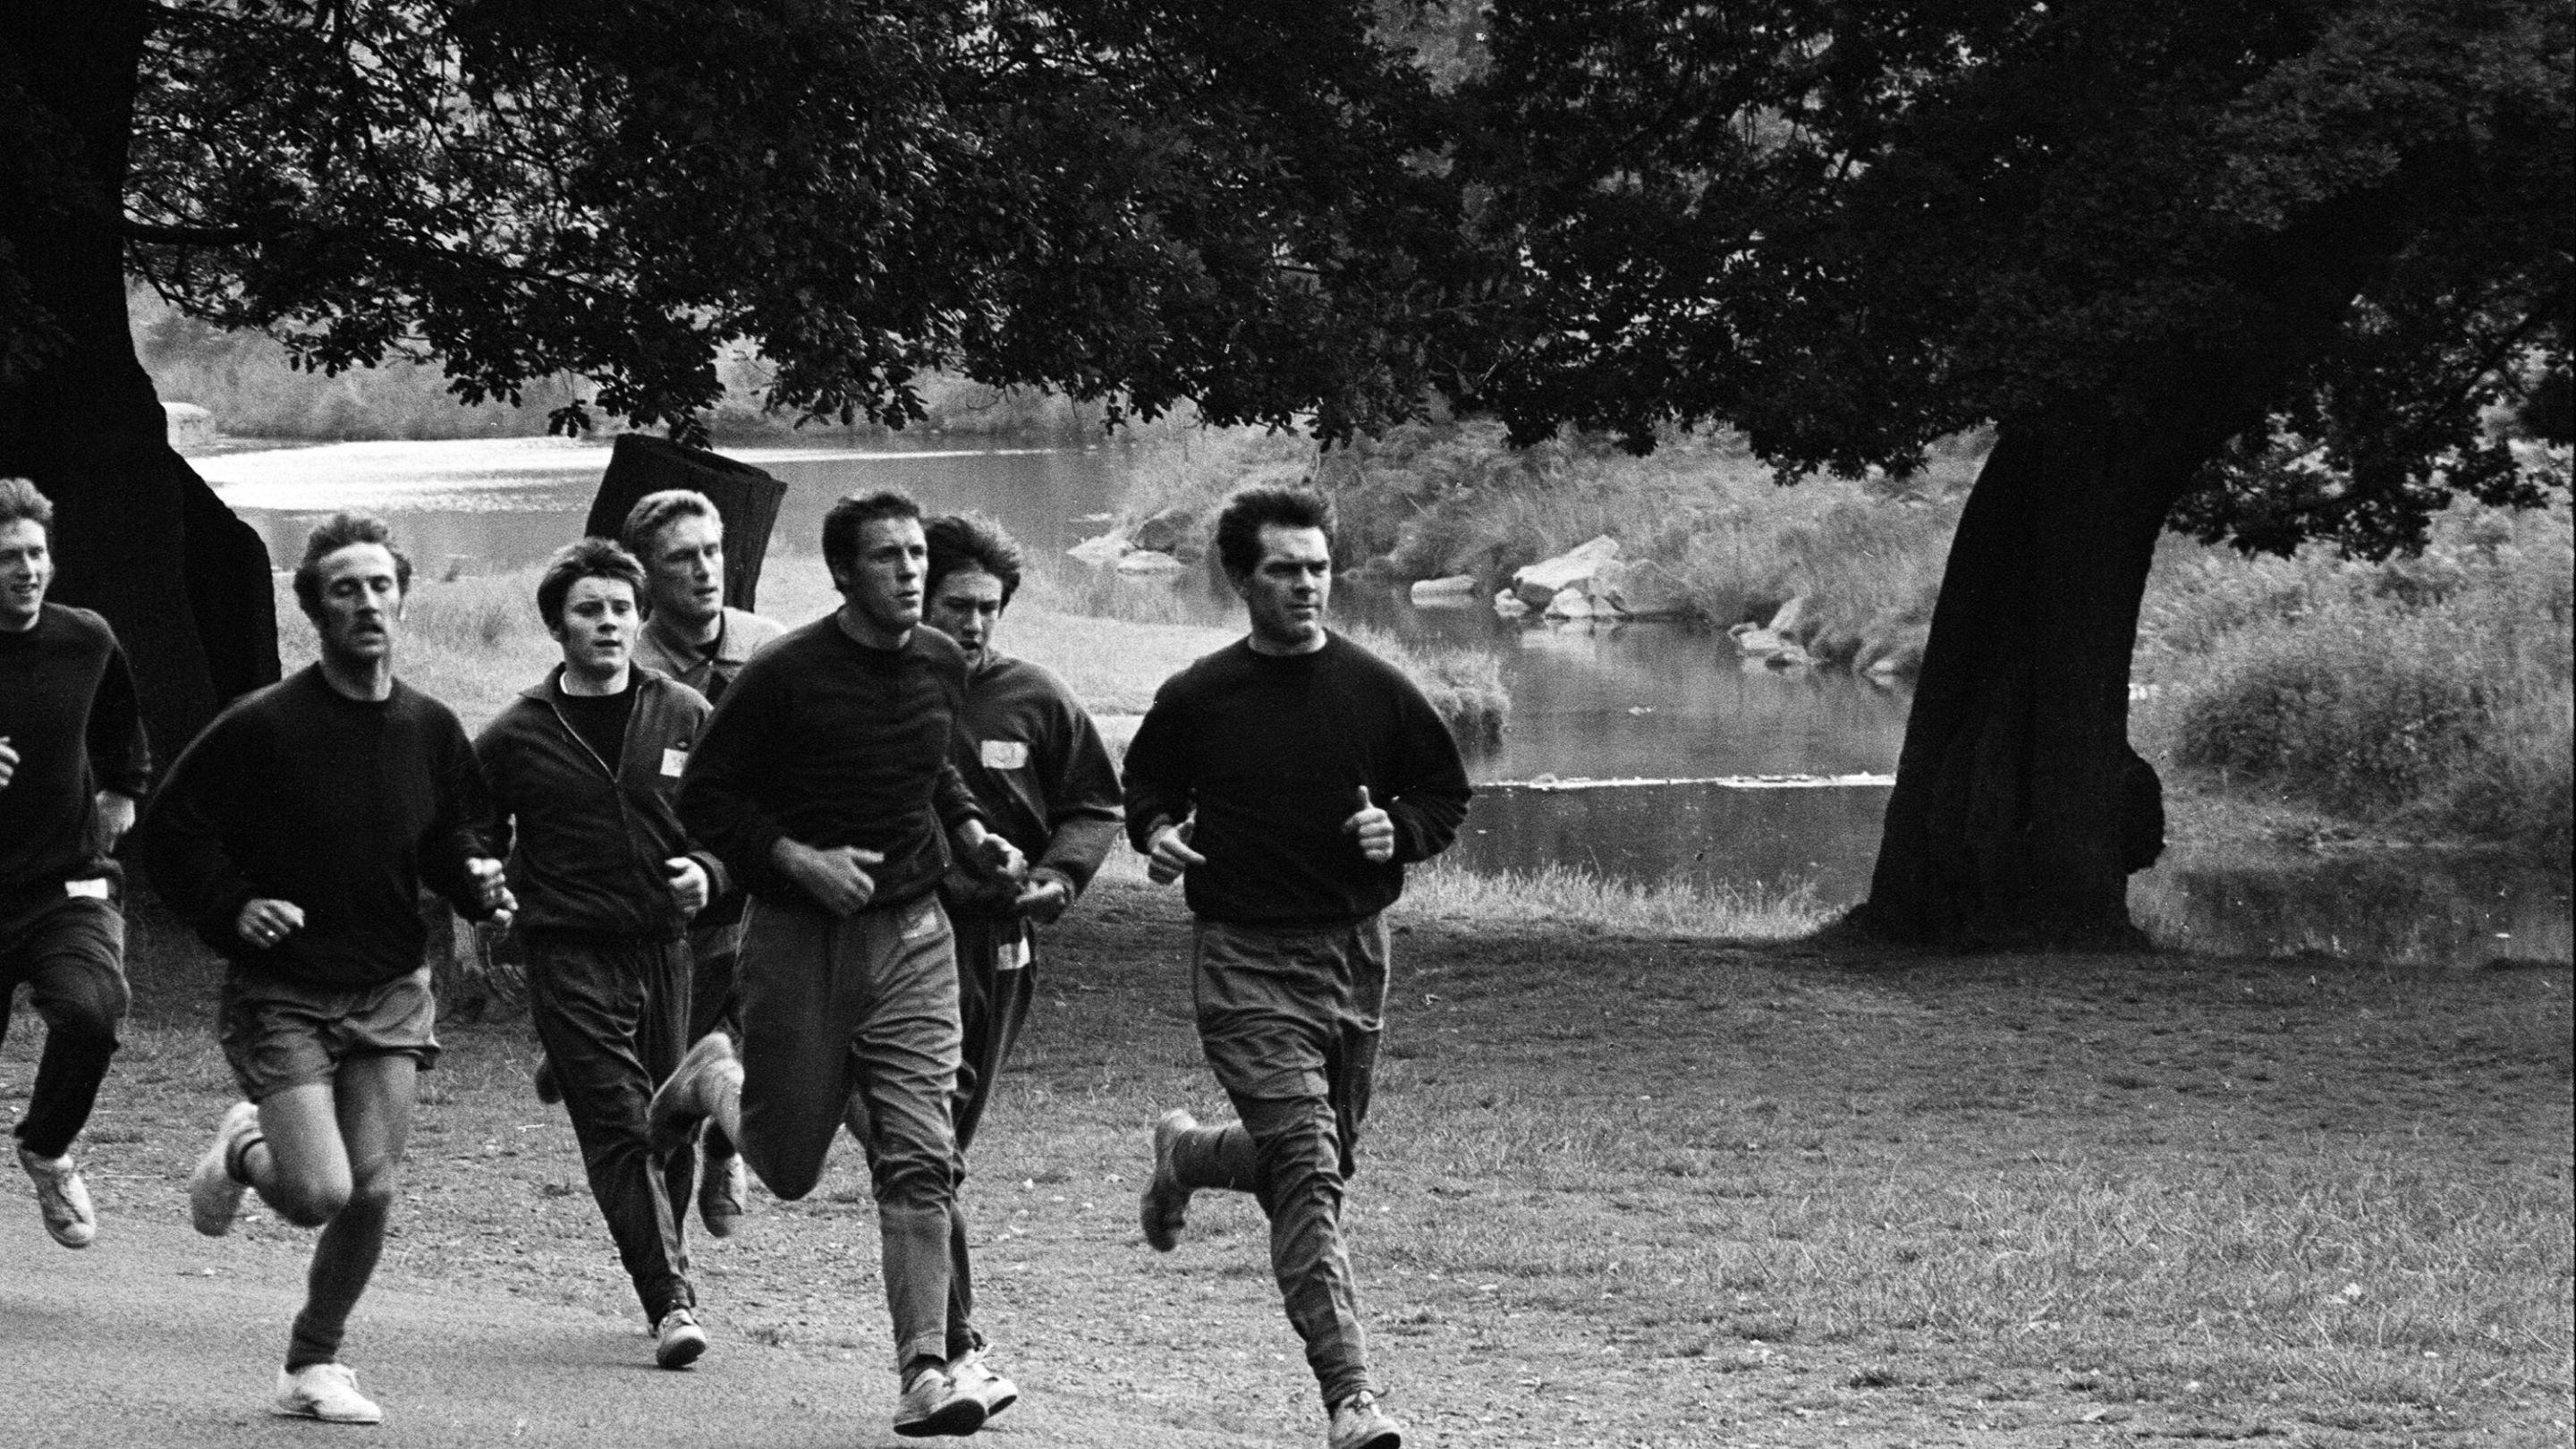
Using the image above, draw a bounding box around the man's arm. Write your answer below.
[676,664,793,899]
[1121,695,1192,854]
[1033,697,1124,897]
[423,714,510,922]
[1381,681,1472,866]
[138,713,263,952]
[85,634,151,801]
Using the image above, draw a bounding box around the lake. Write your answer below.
[196,435,2572,969]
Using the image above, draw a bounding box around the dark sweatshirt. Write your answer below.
[940,651,1123,918]
[678,616,985,915]
[475,667,730,941]
[1122,632,1473,928]
[142,666,496,987]
[0,604,150,894]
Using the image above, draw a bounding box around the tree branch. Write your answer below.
[120,219,266,246]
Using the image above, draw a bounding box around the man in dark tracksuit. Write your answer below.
[623,488,787,1237]
[0,478,149,1251]
[148,513,513,1426]
[912,513,1123,1396]
[650,489,1025,1439]
[476,538,727,1369]
[1126,486,1470,1449]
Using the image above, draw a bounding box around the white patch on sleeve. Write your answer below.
[660,747,688,778]
[979,740,1029,771]
[63,878,110,900]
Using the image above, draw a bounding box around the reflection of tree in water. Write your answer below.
[2133,855,2574,968]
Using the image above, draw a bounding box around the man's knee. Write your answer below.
[34,977,127,1046]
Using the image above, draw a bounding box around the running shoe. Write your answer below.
[189,1101,261,1237]
[654,1307,708,1369]
[1327,1389,1404,1449]
[948,1347,1020,1419]
[274,1362,383,1424]
[894,1362,987,1438]
[17,1146,95,1249]
[1140,1107,1196,1251]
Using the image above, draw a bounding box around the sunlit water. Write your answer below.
[199,436,2572,968]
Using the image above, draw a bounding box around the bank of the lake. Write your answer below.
[1102,421,2573,860]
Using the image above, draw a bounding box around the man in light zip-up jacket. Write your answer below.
[473,538,729,1371]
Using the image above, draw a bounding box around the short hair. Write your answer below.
[536,537,648,632]
[621,489,720,558]
[821,490,923,577]
[292,513,411,617]
[1213,484,1334,580]
[925,513,1026,607]
[0,478,53,533]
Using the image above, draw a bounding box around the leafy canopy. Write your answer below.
[1444,0,2573,556]
[119,0,1458,441]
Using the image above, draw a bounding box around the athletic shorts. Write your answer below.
[218,964,439,1101]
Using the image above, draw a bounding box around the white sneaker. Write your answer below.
[949,1347,1020,1419]
[654,1307,708,1369]
[1327,1390,1404,1449]
[274,1362,384,1424]
[190,1101,260,1237]
[18,1146,96,1249]
[894,1362,987,1438]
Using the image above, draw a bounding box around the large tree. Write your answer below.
[1,1,1454,750]
[1443,0,2572,945]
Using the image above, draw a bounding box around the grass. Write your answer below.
[2134,496,2575,857]
[25,878,2572,1446]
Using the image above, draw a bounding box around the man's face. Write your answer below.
[1235,523,1332,652]
[645,513,724,630]
[925,567,1007,664]
[0,518,52,631]
[554,574,639,684]
[834,516,928,637]
[309,542,405,666]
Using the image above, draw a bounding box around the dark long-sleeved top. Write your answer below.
[1123,632,1472,928]
[142,666,496,987]
[678,616,985,915]
[941,651,1123,918]
[0,604,150,893]
[475,667,731,940]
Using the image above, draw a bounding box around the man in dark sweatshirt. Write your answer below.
[1123,485,1471,1449]
[475,538,727,1371]
[650,489,1025,1439]
[144,513,513,1428]
[0,478,149,1251]
[912,512,1123,1407]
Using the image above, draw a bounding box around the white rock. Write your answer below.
[1544,586,1596,619]
[1067,532,1128,566]
[1409,574,1479,601]
[1593,559,1693,619]
[1510,534,1622,607]
[1492,589,1530,619]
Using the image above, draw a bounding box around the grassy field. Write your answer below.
[18,878,2570,1447]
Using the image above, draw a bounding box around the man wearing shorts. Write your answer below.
[0,478,149,1250]
[623,487,784,1237]
[476,538,724,1369]
[650,490,1025,1438]
[1124,486,1471,1449]
[144,513,513,1426]
[911,512,1122,1401]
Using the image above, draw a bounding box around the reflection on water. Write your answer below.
[198,436,2572,968]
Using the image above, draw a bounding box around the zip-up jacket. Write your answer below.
[475,667,731,940]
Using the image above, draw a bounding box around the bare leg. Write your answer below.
[244,1055,415,1369]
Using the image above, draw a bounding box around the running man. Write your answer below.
[650,490,1027,1438]
[1124,486,1471,1449]
[475,538,725,1369]
[623,487,785,1238]
[144,513,513,1426]
[0,478,149,1250]
[911,512,1122,1392]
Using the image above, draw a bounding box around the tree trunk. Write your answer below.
[0,2,278,757]
[1854,409,2217,948]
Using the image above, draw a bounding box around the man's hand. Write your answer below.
[955,819,1029,886]
[1146,818,1204,885]
[466,856,518,927]
[236,898,306,951]
[0,736,16,790]
[93,790,137,852]
[773,838,884,916]
[1013,874,1073,924]
[665,856,711,916]
[1344,785,1395,864]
